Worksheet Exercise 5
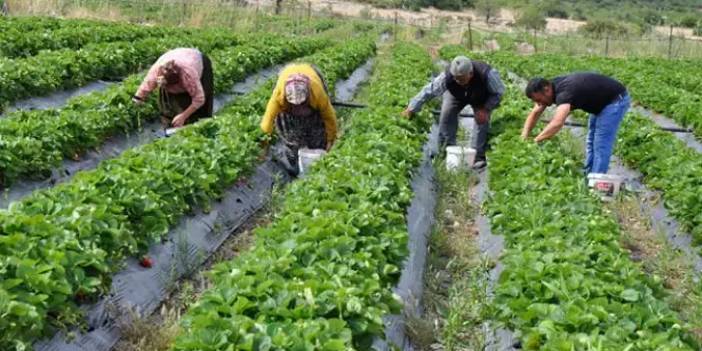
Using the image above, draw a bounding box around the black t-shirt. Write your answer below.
[552,73,626,114]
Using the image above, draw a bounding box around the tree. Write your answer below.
[642,10,664,25]
[516,5,546,31]
[580,19,631,38]
[678,14,699,28]
[475,0,499,24]
[539,0,568,19]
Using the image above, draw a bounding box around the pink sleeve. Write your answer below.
[181,66,205,109]
[136,62,160,99]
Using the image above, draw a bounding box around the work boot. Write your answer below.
[472,159,487,171]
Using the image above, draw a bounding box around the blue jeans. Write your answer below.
[584,93,630,174]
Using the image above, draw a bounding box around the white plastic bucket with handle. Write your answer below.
[298,148,326,175]
[445,146,476,171]
[458,117,475,132]
[587,173,625,201]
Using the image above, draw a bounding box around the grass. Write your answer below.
[409,119,492,350]
[9,0,337,33]
[608,193,702,343]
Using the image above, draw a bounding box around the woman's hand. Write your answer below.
[171,113,188,128]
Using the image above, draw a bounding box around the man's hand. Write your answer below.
[325,142,333,152]
[171,113,188,128]
[520,132,530,141]
[401,108,414,119]
[132,96,145,105]
[475,109,489,125]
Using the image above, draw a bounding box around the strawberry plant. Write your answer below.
[441,44,702,251]
[0,33,375,350]
[0,33,332,185]
[477,77,698,349]
[0,18,179,58]
[440,45,702,141]
[173,40,431,351]
[0,27,243,109]
[616,112,702,246]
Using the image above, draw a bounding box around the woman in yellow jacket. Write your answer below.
[261,63,337,175]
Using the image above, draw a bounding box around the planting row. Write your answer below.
[485,83,698,349]
[440,46,702,139]
[172,41,433,351]
[0,17,179,58]
[0,34,331,186]
[0,27,241,110]
[0,34,374,351]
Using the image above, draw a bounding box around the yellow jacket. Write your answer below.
[260,64,337,146]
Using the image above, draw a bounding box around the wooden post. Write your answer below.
[605,33,610,57]
[533,29,537,53]
[468,21,473,51]
[394,11,398,37]
[668,25,674,59]
[254,0,259,31]
[307,1,311,20]
[182,0,187,25]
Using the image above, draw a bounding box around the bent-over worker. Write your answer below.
[522,73,630,174]
[402,55,505,170]
[132,48,214,128]
[260,63,336,175]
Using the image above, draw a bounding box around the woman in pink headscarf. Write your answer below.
[132,48,214,128]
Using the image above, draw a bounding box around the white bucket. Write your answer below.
[298,148,326,175]
[164,127,182,137]
[458,117,475,132]
[587,173,625,201]
[445,146,476,171]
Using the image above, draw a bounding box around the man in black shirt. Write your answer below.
[521,73,630,174]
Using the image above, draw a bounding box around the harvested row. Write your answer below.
[483,82,698,349]
[0,34,331,185]
[0,33,374,351]
[0,27,236,109]
[172,41,433,351]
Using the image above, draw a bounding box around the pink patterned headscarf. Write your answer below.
[285,73,310,105]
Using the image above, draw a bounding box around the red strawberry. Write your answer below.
[139,255,154,268]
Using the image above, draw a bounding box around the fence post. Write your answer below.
[307,1,311,20]
[468,21,473,51]
[533,29,538,53]
[668,25,674,59]
[605,33,610,57]
[254,0,259,31]
[394,11,398,37]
